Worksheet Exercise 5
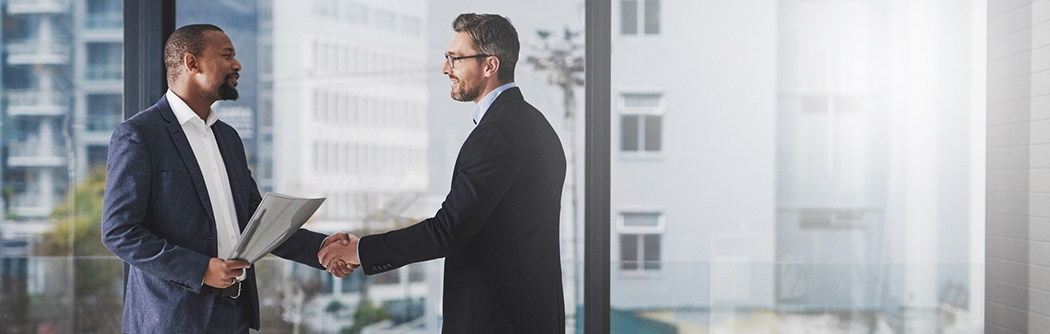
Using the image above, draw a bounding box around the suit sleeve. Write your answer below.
[358,124,521,275]
[101,122,211,293]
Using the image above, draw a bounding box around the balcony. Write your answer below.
[6,41,70,65]
[84,64,122,82]
[6,90,69,116]
[85,12,122,30]
[7,142,66,167]
[7,0,71,14]
[7,193,63,218]
[85,113,122,132]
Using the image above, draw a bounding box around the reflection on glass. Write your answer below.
[0,0,125,332]
[611,0,985,332]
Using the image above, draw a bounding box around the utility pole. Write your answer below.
[526,27,584,332]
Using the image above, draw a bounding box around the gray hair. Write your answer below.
[453,14,519,83]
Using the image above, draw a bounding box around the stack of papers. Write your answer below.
[226,192,326,263]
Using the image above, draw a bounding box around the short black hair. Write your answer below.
[164,24,224,84]
[453,14,519,83]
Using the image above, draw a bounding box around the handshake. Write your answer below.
[318,232,361,277]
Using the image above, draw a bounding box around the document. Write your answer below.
[226,192,326,263]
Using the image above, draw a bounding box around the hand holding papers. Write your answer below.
[226,192,325,263]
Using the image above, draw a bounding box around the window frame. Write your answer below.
[619,0,661,36]
[618,91,665,156]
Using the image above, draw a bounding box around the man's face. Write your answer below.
[442,31,485,102]
[196,30,241,101]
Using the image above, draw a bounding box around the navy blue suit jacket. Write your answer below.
[102,96,327,333]
[358,88,567,333]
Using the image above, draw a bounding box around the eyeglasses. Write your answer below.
[444,53,491,69]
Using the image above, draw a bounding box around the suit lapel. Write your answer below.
[159,96,217,225]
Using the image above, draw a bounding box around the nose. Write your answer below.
[441,58,451,75]
[232,57,242,71]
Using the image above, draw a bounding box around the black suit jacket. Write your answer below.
[358,87,567,333]
[102,96,328,332]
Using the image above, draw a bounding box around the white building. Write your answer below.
[608,0,982,332]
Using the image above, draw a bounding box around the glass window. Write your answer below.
[619,233,661,272]
[620,0,638,35]
[643,0,660,35]
[621,0,660,36]
[173,0,585,332]
[0,0,125,332]
[610,0,985,332]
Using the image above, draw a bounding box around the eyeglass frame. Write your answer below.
[444,53,492,69]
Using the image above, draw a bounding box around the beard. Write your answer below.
[451,78,482,102]
[217,74,239,100]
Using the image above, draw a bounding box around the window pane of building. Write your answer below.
[620,234,638,270]
[643,0,660,35]
[643,115,661,151]
[623,93,660,107]
[621,115,639,151]
[620,0,638,35]
[643,234,661,270]
[623,212,658,227]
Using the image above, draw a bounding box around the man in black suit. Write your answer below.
[319,13,567,333]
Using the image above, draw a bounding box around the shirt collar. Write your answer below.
[472,82,517,125]
[166,89,219,127]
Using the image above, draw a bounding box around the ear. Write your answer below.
[483,56,501,78]
[184,53,199,74]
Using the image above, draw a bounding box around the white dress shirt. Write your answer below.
[166,90,245,281]
[471,82,517,125]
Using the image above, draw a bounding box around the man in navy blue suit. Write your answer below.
[319,14,568,333]
[102,24,349,333]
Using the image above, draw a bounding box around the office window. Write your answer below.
[620,93,663,152]
[621,0,660,35]
[619,213,662,272]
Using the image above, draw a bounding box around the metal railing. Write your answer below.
[85,64,122,81]
[6,90,70,109]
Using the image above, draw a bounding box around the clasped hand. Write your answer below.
[318,232,361,278]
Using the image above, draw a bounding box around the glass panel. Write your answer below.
[643,0,660,35]
[621,0,638,35]
[643,234,660,270]
[643,115,661,151]
[178,0,585,332]
[623,93,661,108]
[0,0,124,331]
[611,0,985,332]
[620,234,638,270]
[621,115,639,151]
[623,212,658,227]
